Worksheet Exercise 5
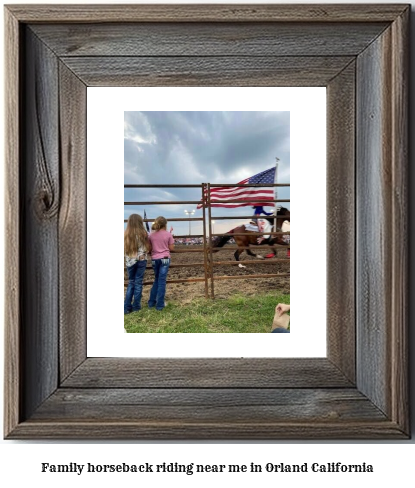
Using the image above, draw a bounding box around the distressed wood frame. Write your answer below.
[4,4,409,439]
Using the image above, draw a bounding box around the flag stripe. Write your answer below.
[197,193,274,208]
[209,187,268,197]
[209,202,273,208]
[210,188,274,200]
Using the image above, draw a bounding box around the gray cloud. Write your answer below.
[124,111,290,235]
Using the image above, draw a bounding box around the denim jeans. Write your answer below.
[124,260,147,314]
[148,258,170,310]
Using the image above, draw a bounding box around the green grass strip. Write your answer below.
[124,292,290,333]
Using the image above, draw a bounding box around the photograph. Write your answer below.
[124,111,290,333]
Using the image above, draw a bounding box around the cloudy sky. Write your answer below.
[124,111,290,236]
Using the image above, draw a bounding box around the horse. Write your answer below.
[211,207,290,261]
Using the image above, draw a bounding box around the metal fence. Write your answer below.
[124,183,290,298]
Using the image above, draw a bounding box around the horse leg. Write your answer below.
[246,247,264,260]
[233,236,246,261]
[234,249,243,261]
[264,238,278,259]
[265,247,277,259]
[246,248,256,258]
[268,237,287,258]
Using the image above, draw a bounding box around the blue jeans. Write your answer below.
[124,260,147,314]
[148,258,170,310]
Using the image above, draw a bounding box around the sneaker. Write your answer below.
[265,253,275,259]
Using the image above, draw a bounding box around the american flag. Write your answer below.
[197,167,276,209]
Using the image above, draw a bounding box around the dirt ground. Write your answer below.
[125,244,290,302]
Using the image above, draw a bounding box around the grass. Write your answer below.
[124,292,290,333]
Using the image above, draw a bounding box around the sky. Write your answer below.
[124,111,290,236]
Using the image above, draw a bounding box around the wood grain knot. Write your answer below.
[36,188,59,219]
[327,411,340,419]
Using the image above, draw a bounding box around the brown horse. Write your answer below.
[212,207,290,261]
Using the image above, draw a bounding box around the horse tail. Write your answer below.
[211,230,234,252]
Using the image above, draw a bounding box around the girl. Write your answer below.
[124,214,149,314]
[148,216,174,311]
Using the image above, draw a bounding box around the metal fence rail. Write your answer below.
[124,183,290,298]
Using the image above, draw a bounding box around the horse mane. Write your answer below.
[277,206,290,217]
[262,207,290,226]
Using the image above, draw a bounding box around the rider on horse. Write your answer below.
[251,205,275,245]
[252,206,288,259]
[212,205,289,261]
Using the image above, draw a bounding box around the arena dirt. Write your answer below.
[125,244,290,302]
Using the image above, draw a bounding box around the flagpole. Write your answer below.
[274,157,279,232]
[144,209,150,233]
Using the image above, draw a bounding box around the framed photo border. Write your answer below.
[4,4,409,439]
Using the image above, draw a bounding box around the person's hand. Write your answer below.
[257,237,264,244]
[276,303,290,316]
[169,226,174,233]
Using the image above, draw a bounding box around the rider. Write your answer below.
[252,205,274,245]
[252,205,273,223]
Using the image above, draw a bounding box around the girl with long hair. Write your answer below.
[124,213,149,314]
[148,216,174,311]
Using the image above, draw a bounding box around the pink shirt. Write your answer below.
[149,230,174,260]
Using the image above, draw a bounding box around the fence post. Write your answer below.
[201,183,209,299]
[207,183,215,299]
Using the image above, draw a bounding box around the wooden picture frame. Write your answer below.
[4,4,409,439]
